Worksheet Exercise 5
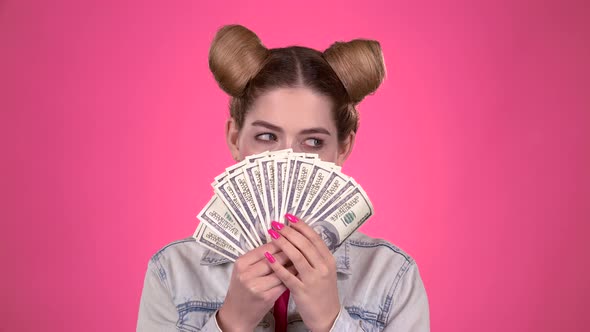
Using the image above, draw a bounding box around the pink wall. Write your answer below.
[1,0,588,330]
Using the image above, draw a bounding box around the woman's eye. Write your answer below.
[255,133,277,142]
[303,138,323,148]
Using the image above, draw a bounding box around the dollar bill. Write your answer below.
[214,151,270,184]
[213,178,262,246]
[228,168,267,245]
[195,149,373,255]
[311,159,342,173]
[258,150,291,225]
[243,162,269,241]
[197,195,253,254]
[208,151,271,246]
[307,186,374,252]
[275,156,290,222]
[300,174,354,220]
[270,150,292,222]
[292,161,333,220]
[284,156,316,218]
[305,182,357,225]
[193,221,240,261]
[280,153,318,216]
[257,157,276,228]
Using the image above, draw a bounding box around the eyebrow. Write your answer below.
[250,120,331,136]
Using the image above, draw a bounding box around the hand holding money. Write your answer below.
[265,216,341,332]
[193,149,374,261]
[216,243,293,332]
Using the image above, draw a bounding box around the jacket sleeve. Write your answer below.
[329,261,430,331]
[383,261,430,331]
[136,260,222,332]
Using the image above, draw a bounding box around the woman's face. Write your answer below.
[226,87,354,165]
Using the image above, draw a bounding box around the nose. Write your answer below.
[290,139,307,153]
[277,137,303,152]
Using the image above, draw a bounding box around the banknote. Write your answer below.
[195,149,374,261]
[243,162,269,240]
[257,157,276,226]
[307,186,373,251]
[294,160,332,217]
[193,221,241,261]
[284,156,316,219]
[228,169,267,245]
[213,178,262,246]
[197,195,253,253]
[275,156,290,223]
[300,175,355,221]
[282,153,306,217]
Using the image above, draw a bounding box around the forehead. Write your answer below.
[246,87,335,130]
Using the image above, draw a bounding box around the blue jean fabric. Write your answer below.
[137,231,430,331]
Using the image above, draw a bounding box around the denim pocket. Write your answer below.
[359,319,381,332]
[176,300,222,332]
[345,306,385,332]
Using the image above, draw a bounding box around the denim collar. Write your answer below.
[200,240,352,275]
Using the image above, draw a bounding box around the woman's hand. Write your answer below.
[217,242,295,332]
[266,214,341,332]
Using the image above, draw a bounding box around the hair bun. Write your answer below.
[323,39,386,103]
[208,25,269,97]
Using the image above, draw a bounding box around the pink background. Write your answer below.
[1,0,589,331]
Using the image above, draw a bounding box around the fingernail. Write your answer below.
[271,221,284,231]
[264,251,276,263]
[285,213,299,223]
[268,228,280,240]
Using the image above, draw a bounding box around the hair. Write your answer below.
[208,24,386,141]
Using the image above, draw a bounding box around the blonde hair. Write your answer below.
[208,24,385,140]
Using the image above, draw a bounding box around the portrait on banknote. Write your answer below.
[312,221,340,252]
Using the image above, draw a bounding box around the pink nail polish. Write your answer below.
[285,213,299,223]
[264,251,276,263]
[271,221,284,230]
[268,228,280,240]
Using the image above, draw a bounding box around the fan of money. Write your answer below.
[193,149,374,261]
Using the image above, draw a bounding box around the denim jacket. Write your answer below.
[137,231,430,331]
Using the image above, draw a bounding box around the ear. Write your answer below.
[336,131,355,166]
[225,118,241,161]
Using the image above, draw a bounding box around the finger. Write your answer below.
[233,243,280,275]
[243,251,291,278]
[263,284,288,303]
[268,227,313,274]
[287,215,333,259]
[265,251,303,291]
[285,265,298,276]
[236,242,280,266]
[250,271,290,292]
[271,221,325,268]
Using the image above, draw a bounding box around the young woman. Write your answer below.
[137,25,430,332]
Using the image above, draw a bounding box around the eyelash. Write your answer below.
[255,133,278,142]
[303,138,324,149]
[254,133,324,149]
